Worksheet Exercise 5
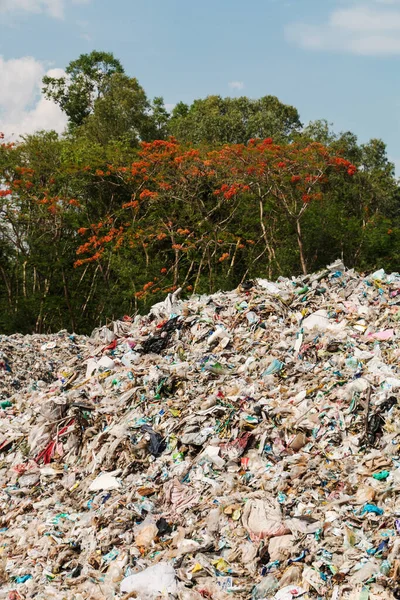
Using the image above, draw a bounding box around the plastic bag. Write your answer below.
[120,562,177,597]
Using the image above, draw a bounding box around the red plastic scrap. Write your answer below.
[35,419,75,464]
[219,432,252,459]
[104,339,118,351]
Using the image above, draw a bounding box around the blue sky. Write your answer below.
[1,0,400,167]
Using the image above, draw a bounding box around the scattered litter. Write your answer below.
[120,562,177,597]
[1,263,400,599]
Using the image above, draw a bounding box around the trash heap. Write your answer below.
[1,262,400,600]
[0,332,87,401]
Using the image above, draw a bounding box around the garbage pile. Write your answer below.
[0,332,86,400]
[1,262,400,600]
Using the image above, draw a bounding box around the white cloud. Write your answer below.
[0,0,92,19]
[0,56,67,139]
[164,103,176,113]
[229,81,245,90]
[286,2,400,55]
[331,5,400,31]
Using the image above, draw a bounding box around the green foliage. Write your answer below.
[42,51,125,129]
[77,73,152,146]
[169,95,302,144]
[150,97,171,140]
[0,50,399,334]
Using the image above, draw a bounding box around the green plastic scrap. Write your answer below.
[372,470,390,481]
[295,286,309,295]
[50,513,73,525]
[263,359,284,376]
[0,400,12,409]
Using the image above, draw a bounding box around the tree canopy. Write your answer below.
[169,95,302,144]
[42,51,125,129]
[0,51,399,334]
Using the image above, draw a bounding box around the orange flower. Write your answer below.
[347,165,357,176]
[122,200,139,209]
[139,189,158,200]
[158,182,172,190]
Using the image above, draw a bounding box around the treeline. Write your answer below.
[1,51,399,334]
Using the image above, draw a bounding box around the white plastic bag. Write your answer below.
[120,562,177,597]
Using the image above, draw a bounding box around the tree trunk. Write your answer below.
[0,266,12,306]
[258,197,275,277]
[61,267,77,332]
[296,219,307,275]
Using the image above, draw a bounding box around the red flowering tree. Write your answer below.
[76,138,356,296]
[210,138,357,274]
[75,139,222,296]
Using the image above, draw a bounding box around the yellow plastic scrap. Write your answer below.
[213,558,230,573]
[169,408,181,417]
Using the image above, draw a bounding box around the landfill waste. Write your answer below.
[0,331,86,401]
[1,262,400,599]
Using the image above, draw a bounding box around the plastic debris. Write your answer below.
[1,263,400,599]
[120,562,177,597]
[89,471,122,491]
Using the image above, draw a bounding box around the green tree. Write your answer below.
[42,51,124,129]
[150,97,171,140]
[169,95,302,144]
[296,126,399,272]
[77,73,152,146]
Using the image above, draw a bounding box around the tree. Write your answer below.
[300,120,362,163]
[0,130,131,333]
[149,97,171,140]
[210,139,357,275]
[77,73,152,146]
[74,138,356,296]
[297,124,399,271]
[1,127,398,334]
[169,95,302,144]
[42,51,124,129]
[2,50,400,334]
